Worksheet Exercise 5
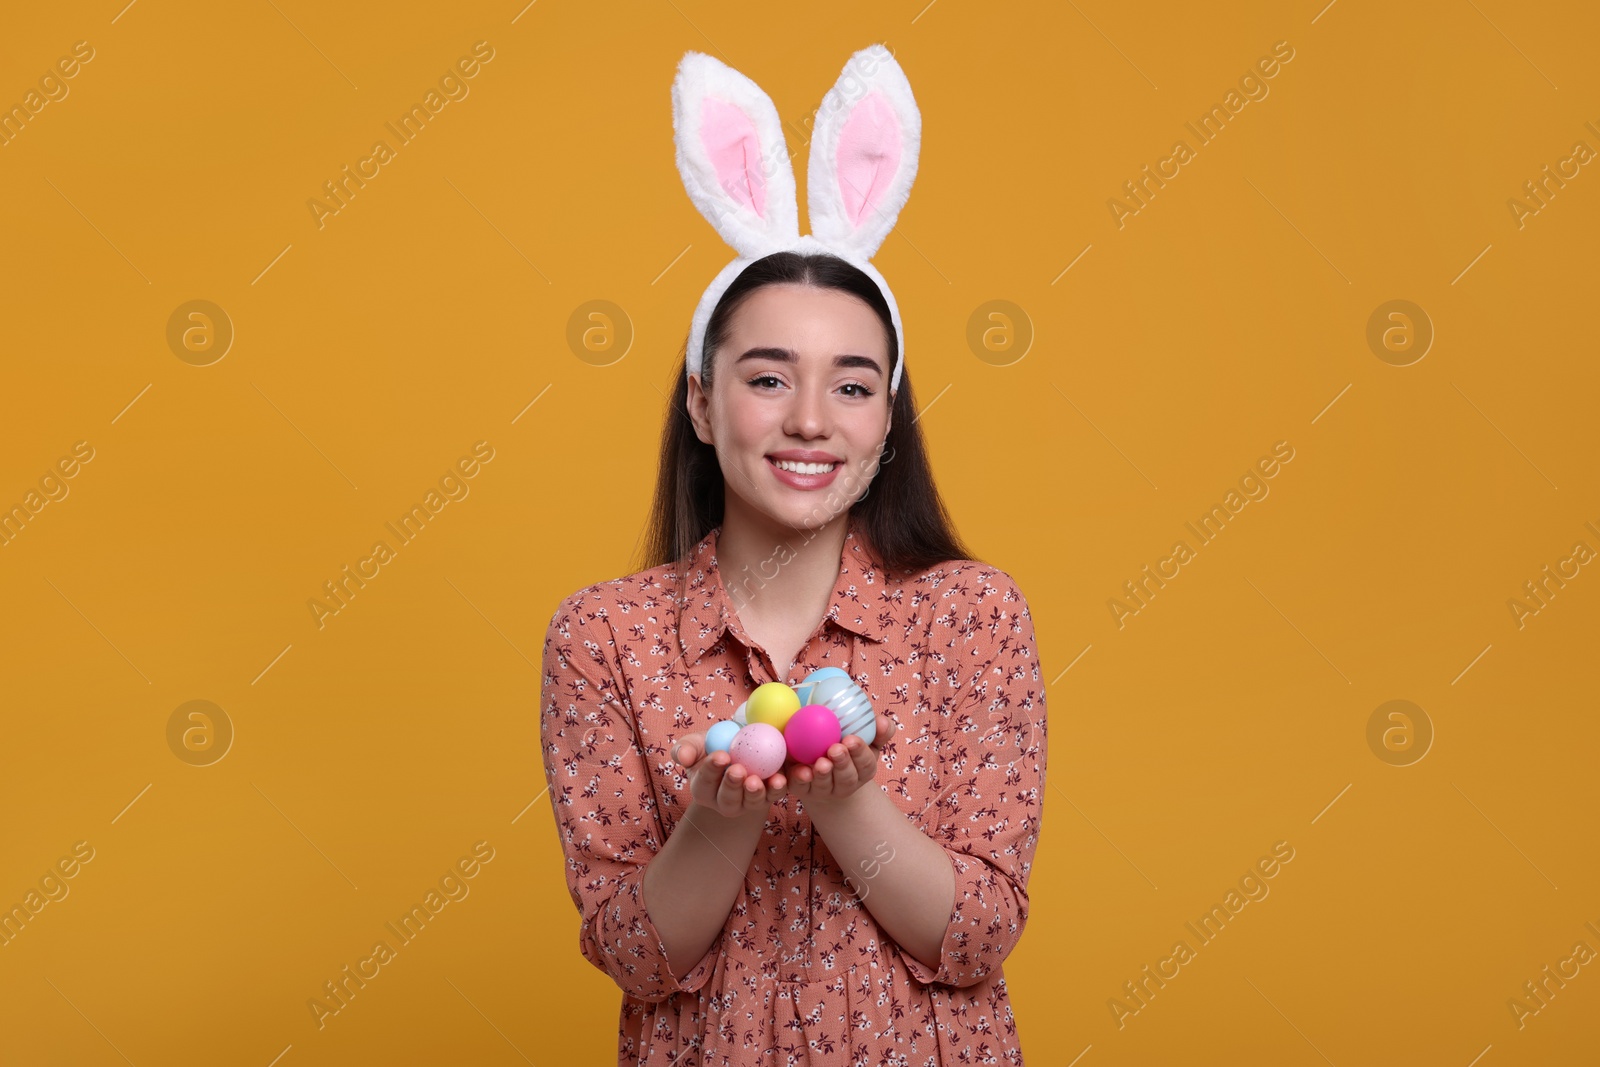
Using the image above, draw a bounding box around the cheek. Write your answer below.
[707,410,764,485]
[723,399,779,452]
[848,409,891,451]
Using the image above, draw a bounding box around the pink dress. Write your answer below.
[539,518,1047,1064]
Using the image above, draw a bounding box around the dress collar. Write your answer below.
[675,517,891,668]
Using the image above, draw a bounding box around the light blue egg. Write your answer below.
[795,667,851,706]
[705,720,741,754]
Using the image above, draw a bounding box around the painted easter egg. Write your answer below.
[746,681,801,731]
[794,667,850,704]
[798,669,876,746]
[705,720,741,754]
[784,704,843,765]
[728,722,786,780]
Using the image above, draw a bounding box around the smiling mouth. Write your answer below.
[768,457,842,475]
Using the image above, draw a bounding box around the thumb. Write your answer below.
[873,713,896,748]
[674,734,705,767]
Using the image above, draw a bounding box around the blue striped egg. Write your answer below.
[797,668,875,746]
[793,667,849,705]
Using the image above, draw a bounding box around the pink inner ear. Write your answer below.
[836,91,900,228]
[700,97,767,218]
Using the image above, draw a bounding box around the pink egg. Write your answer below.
[784,704,843,765]
[728,722,787,780]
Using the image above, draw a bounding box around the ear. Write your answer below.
[671,51,801,258]
[685,371,713,445]
[806,44,921,261]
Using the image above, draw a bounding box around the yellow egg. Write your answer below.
[745,682,801,730]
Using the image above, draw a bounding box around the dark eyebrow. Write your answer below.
[734,346,884,378]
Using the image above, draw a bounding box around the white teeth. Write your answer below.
[772,458,838,475]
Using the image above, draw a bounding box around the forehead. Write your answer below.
[725,284,888,357]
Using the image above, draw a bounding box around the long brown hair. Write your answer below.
[638,250,975,580]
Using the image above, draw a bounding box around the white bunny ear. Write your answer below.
[671,51,801,258]
[806,44,921,260]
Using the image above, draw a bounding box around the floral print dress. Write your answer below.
[539,518,1047,1065]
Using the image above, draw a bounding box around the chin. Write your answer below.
[769,508,832,533]
[754,500,845,536]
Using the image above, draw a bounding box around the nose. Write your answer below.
[783,379,831,440]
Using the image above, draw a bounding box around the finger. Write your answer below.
[850,742,875,777]
[873,714,895,748]
[674,734,706,767]
[825,744,859,789]
[694,755,726,806]
[695,751,728,792]
[813,757,838,792]
[743,775,769,813]
[719,761,753,810]
[690,761,721,810]
[870,713,896,748]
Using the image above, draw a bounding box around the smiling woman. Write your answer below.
[538,44,1048,1066]
[689,279,895,536]
[650,252,959,580]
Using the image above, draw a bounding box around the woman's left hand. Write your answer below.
[784,711,897,806]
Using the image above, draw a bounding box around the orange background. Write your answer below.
[2,1,1597,1063]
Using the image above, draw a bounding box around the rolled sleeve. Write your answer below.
[902,573,1047,989]
[540,596,720,1003]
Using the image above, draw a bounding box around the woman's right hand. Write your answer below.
[673,733,787,818]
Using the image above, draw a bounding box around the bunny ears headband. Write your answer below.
[670,43,922,396]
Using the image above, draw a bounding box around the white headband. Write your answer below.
[670,44,921,397]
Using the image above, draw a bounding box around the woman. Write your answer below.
[539,249,1047,1065]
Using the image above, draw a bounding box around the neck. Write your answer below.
[716,502,851,628]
